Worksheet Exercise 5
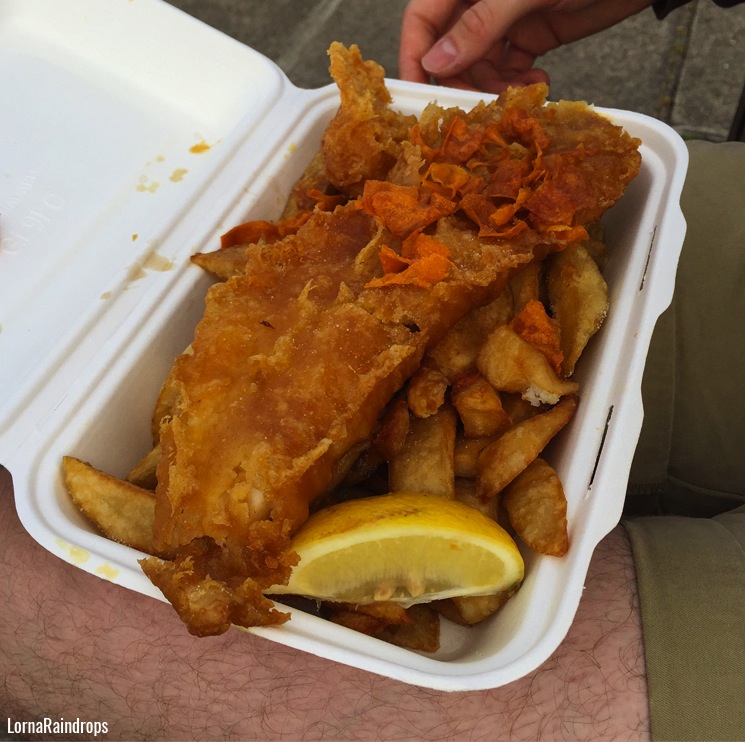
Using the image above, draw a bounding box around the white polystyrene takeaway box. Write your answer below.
[0,0,687,691]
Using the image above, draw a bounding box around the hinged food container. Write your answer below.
[0,0,688,691]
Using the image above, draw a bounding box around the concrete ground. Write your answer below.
[166,0,745,142]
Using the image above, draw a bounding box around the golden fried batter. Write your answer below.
[322,43,416,195]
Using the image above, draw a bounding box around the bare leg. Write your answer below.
[1,466,648,741]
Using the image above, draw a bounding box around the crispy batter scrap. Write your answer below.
[367,233,456,289]
[219,211,313,249]
[322,42,416,194]
[358,180,457,239]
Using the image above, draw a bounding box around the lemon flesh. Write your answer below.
[268,492,524,606]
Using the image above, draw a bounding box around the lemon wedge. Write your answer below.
[267,492,524,606]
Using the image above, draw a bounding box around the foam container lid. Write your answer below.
[0,0,688,691]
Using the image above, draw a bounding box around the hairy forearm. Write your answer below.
[1,467,648,741]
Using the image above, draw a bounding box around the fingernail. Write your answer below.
[421,38,458,74]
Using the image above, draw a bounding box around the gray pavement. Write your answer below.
[167,0,745,142]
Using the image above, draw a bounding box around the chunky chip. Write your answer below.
[502,457,569,557]
[451,372,511,438]
[378,604,441,652]
[63,456,156,555]
[509,261,542,312]
[126,445,160,491]
[435,592,514,626]
[406,365,450,418]
[426,287,514,381]
[389,406,458,498]
[477,324,579,406]
[547,242,610,376]
[477,395,579,500]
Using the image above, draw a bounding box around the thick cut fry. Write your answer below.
[435,592,513,625]
[324,606,386,636]
[151,344,192,443]
[477,324,578,406]
[388,406,458,498]
[477,395,579,499]
[325,442,374,492]
[372,396,411,460]
[547,242,609,377]
[451,372,511,438]
[336,447,383,489]
[509,261,542,313]
[336,396,411,489]
[582,222,607,267]
[378,604,441,652]
[62,456,156,555]
[324,600,412,633]
[500,392,542,425]
[333,395,413,491]
[126,444,160,491]
[454,476,500,521]
[454,436,497,479]
[426,285,513,381]
[502,457,569,556]
[406,366,449,418]
[323,601,440,652]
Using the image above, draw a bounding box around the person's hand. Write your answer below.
[399,0,654,93]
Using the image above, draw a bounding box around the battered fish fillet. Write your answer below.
[141,44,641,636]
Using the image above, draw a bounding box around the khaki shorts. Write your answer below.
[624,141,745,742]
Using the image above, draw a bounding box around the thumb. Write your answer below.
[421,0,545,77]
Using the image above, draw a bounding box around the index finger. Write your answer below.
[418,0,545,78]
[398,0,464,82]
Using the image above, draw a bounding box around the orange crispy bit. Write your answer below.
[220,211,313,249]
[509,298,564,375]
[366,252,454,288]
[306,188,347,211]
[367,233,455,289]
[543,224,589,242]
[401,232,451,261]
[482,120,509,148]
[459,193,495,234]
[378,244,409,274]
[524,179,581,226]
[491,220,528,239]
[484,159,531,200]
[459,193,527,239]
[409,123,439,161]
[489,201,519,228]
[500,107,552,152]
[359,181,457,238]
[409,115,483,164]
[490,187,531,228]
[441,115,484,163]
[424,162,474,199]
[220,219,279,248]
